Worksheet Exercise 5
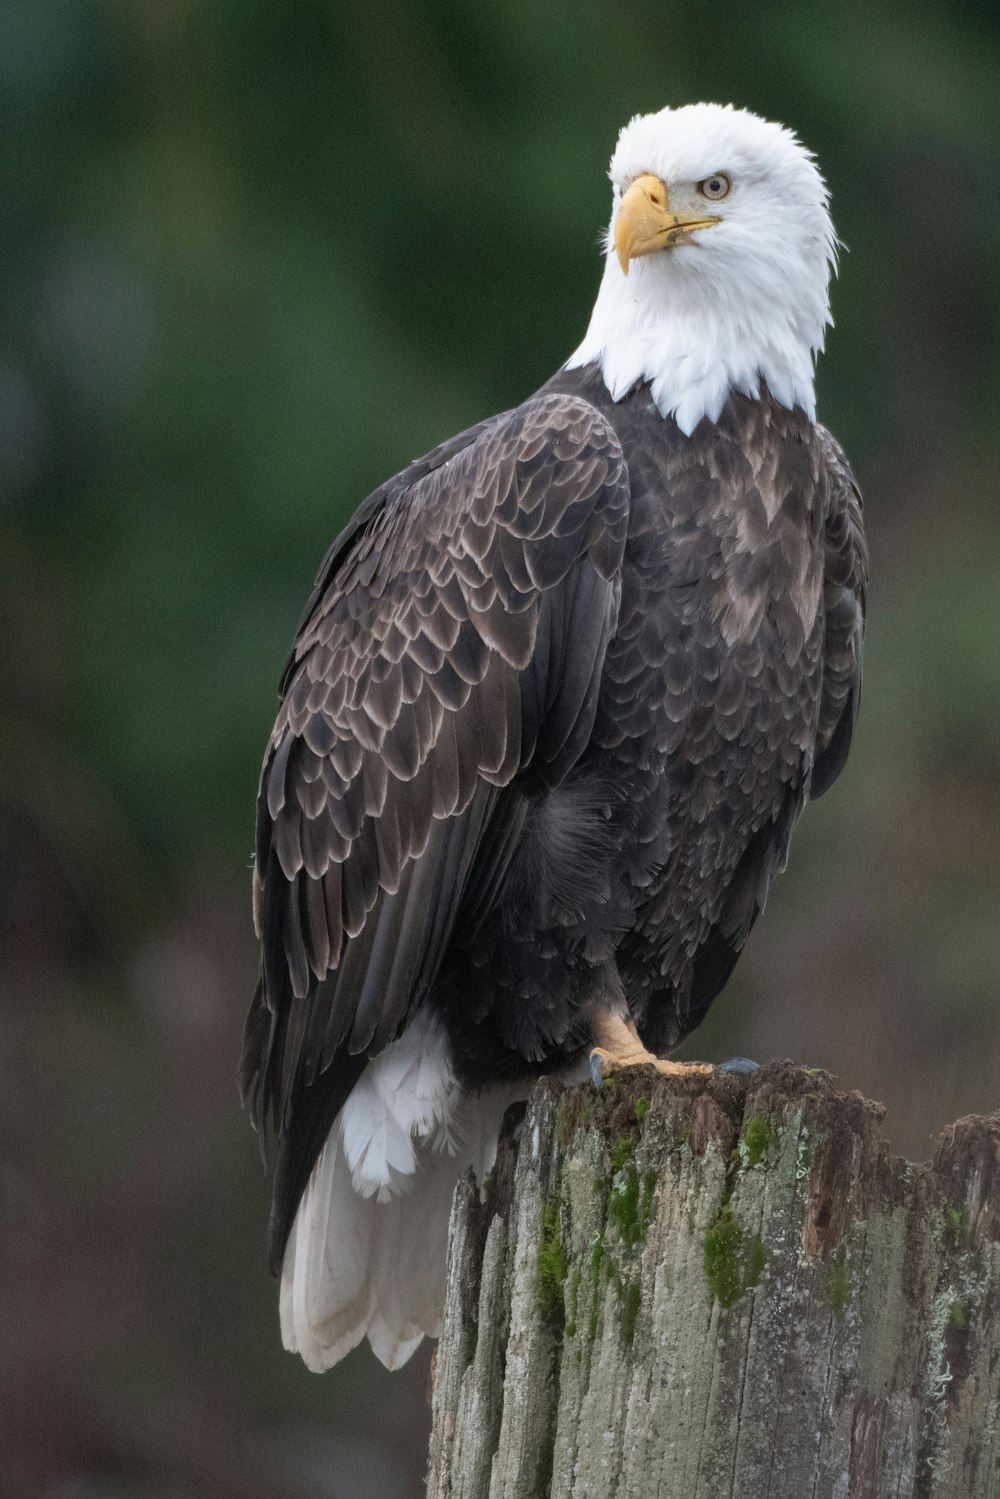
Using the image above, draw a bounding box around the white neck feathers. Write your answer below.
[565,247,826,435]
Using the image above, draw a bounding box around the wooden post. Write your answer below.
[427,1062,1000,1499]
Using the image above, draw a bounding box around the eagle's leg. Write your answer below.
[589,1010,713,1085]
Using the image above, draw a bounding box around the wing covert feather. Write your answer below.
[242,396,630,1211]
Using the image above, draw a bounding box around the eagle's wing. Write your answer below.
[241,393,630,1266]
[811,426,868,797]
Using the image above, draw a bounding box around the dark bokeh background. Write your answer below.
[2,1,998,1494]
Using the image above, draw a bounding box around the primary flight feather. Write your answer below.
[241,102,867,1371]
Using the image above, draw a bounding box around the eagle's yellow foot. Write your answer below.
[589,1011,713,1087]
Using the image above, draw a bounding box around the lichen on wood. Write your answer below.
[427,1062,1000,1499]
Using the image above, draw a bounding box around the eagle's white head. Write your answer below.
[566,103,837,434]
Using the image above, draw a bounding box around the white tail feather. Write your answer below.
[282,1129,376,1370]
[279,1012,528,1371]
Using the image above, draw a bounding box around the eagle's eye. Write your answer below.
[698,173,732,201]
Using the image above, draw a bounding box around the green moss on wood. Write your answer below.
[609,1167,641,1245]
[828,1247,851,1316]
[744,1234,766,1289]
[741,1115,772,1170]
[608,1152,657,1248]
[590,1234,604,1288]
[704,1204,743,1308]
[704,1205,767,1307]
[620,1280,642,1345]
[611,1137,634,1175]
[949,1298,967,1330]
[945,1204,970,1249]
[565,1263,582,1339]
[538,1196,568,1328]
[634,1096,651,1124]
[589,1235,605,1340]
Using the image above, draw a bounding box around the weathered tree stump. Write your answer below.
[427,1063,1000,1499]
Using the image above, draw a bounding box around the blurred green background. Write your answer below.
[1,0,998,1494]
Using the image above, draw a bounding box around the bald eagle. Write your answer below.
[241,103,867,1371]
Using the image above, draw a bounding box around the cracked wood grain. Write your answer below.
[427,1062,1000,1499]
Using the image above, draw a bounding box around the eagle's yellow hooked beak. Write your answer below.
[614,174,721,275]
